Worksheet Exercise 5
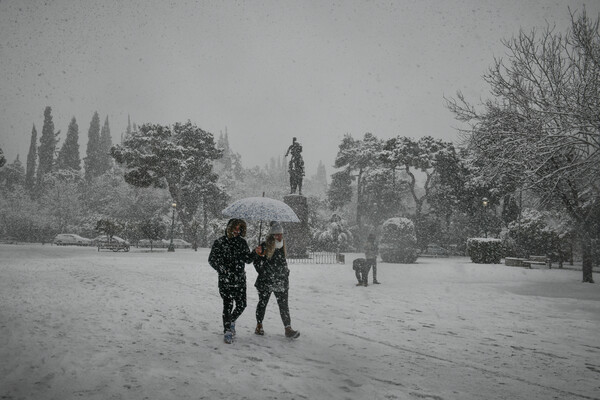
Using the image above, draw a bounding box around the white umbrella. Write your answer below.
[222,196,300,222]
[222,196,300,243]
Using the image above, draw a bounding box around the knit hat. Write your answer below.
[268,222,284,235]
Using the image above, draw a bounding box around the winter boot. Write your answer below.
[255,323,264,336]
[224,330,233,344]
[230,322,236,336]
[285,325,300,339]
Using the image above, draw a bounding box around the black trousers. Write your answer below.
[256,289,291,327]
[366,258,377,282]
[219,285,247,333]
[355,264,371,285]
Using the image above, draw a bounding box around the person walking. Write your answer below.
[208,218,259,344]
[253,222,300,339]
[365,233,380,284]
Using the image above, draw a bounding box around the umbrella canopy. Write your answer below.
[222,197,300,222]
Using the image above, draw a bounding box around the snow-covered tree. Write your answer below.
[447,10,600,282]
[137,218,166,250]
[360,167,405,227]
[95,218,123,239]
[110,121,223,242]
[25,124,37,193]
[0,155,24,191]
[331,133,385,227]
[40,170,84,233]
[98,116,113,175]
[0,186,55,242]
[36,106,59,194]
[123,115,133,144]
[56,117,81,172]
[427,146,506,243]
[381,136,455,246]
[84,111,102,181]
[309,160,328,196]
[312,213,353,252]
[503,208,565,261]
[328,169,353,210]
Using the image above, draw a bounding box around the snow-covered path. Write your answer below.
[1,244,599,400]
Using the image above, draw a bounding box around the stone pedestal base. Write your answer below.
[282,194,310,258]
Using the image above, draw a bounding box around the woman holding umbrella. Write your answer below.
[253,222,300,339]
[209,218,260,344]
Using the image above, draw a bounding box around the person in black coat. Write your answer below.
[253,222,300,339]
[208,218,259,344]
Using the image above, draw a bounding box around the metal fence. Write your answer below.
[288,252,345,265]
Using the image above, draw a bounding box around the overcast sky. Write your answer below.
[1,0,599,175]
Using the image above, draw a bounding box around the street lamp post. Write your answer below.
[168,202,176,252]
[482,197,489,238]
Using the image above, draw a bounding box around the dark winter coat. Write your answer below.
[254,242,289,293]
[208,235,256,290]
[365,241,378,260]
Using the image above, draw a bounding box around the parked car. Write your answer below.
[94,235,130,252]
[162,238,192,249]
[53,234,91,246]
[93,235,129,244]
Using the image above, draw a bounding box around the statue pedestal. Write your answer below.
[283,194,310,258]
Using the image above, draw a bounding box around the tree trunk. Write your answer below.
[557,240,564,269]
[569,239,574,265]
[202,200,208,249]
[581,232,594,283]
[356,168,363,229]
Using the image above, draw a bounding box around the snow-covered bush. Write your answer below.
[503,208,560,259]
[379,217,418,263]
[467,238,503,264]
[312,214,353,252]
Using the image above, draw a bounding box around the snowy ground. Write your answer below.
[1,244,599,400]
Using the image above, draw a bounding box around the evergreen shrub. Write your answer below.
[502,209,561,260]
[380,217,418,263]
[312,214,353,252]
[467,238,503,263]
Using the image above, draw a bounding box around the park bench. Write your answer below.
[523,255,551,269]
[505,256,551,269]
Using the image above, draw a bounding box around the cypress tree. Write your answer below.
[84,111,101,181]
[98,116,113,175]
[36,106,59,189]
[124,115,132,143]
[315,160,328,192]
[57,117,81,171]
[25,124,37,192]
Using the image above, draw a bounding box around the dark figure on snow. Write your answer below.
[208,218,260,344]
[353,258,369,286]
[253,222,300,339]
[353,234,380,286]
[365,233,380,284]
[284,137,305,195]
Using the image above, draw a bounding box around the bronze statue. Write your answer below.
[285,137,304,195]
